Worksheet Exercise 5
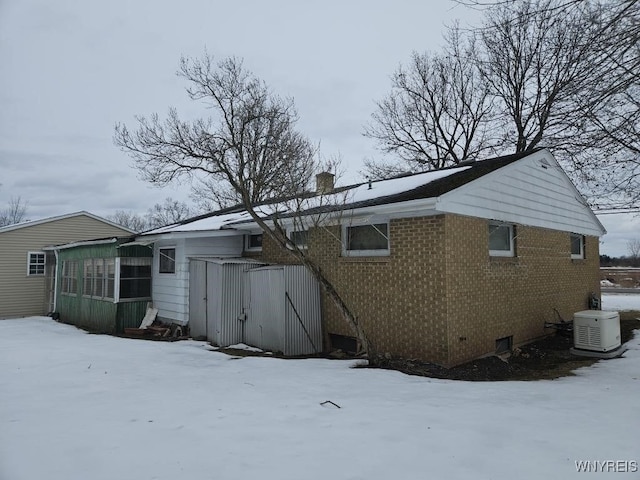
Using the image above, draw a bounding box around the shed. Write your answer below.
[244,265,322,356]
[188,257,264,345]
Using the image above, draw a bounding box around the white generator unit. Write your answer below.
[573,310,621,352]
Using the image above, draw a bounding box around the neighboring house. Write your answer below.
[137,148,604,366]
[0,212,134,319]
[47,237,153,333]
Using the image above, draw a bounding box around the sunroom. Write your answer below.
[47,237,153,333]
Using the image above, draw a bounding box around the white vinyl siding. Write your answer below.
[150,236,242,325]
[437,150,605,237]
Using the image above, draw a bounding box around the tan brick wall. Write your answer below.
[444,215,600,366]
[251,214,601,367]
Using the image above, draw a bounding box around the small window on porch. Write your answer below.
[120,257,152,299]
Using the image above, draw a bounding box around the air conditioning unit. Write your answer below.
[573,310,621,352]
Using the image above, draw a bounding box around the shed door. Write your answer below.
[244,267,284,352]
[189,260,207,339]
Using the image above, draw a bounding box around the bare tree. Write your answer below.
[0,197,28,226]
[370,0,639,208]
[108,197,195,231]
[146,197,193,228]
[115,54,373,358]
[364,26,495,176]
[107,210,148,232]
[627,238,640,259]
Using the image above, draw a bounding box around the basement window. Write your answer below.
[27,251,45,276]
[329,334,358,354]
[159,247,176,274]
[343,223,389,256]
[570,233,585,259]
[489,223,515,257]
[495,336,513,354]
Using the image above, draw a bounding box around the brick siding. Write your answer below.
[247,213,600,367]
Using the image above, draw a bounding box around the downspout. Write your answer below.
[52,249,59,313]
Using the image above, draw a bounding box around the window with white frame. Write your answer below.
[489,223,515,257]
[289,229,309,249]
[570,233,585,259]
[80,259,115,300]
[27,251,45,276]
[159,247,176,274]
[61,260,78,295]
[83,259,94,296]
[105,259,116,299]
[344,223,389,256]
[245,233,263,251]
[93,259,105,297]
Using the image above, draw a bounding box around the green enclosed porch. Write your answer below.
[51,237,153,333]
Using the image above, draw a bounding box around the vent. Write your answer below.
[573,311,621,352]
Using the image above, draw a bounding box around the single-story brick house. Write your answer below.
[134,148,605,366]
[0,212,134,319]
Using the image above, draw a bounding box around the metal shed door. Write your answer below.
[244,267,284,352]
[189,260,207,339]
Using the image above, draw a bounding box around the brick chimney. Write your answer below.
[315,172,335,194]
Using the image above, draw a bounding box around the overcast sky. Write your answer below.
[0,0,636,256]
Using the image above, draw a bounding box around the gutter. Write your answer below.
[44,237,120,251]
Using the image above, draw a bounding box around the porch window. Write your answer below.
[489,223,515,257]
[570,233,585,259]
[344,223,389,256]
[83,259,94,296]
[120,257,152,299]
[80,259,115,300]
[93,260,105,297]
[61,260,78,295]
[105,259,116,298]
[27,251,45,276]
[159,247,176,274]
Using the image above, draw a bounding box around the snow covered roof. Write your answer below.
[0,211,135,235]
[139,148,605,237]
[140,155,511,236]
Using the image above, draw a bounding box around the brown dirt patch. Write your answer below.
[369,314,640,381]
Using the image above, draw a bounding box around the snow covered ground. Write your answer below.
[602,292,640,311]
[2,312,639,480]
